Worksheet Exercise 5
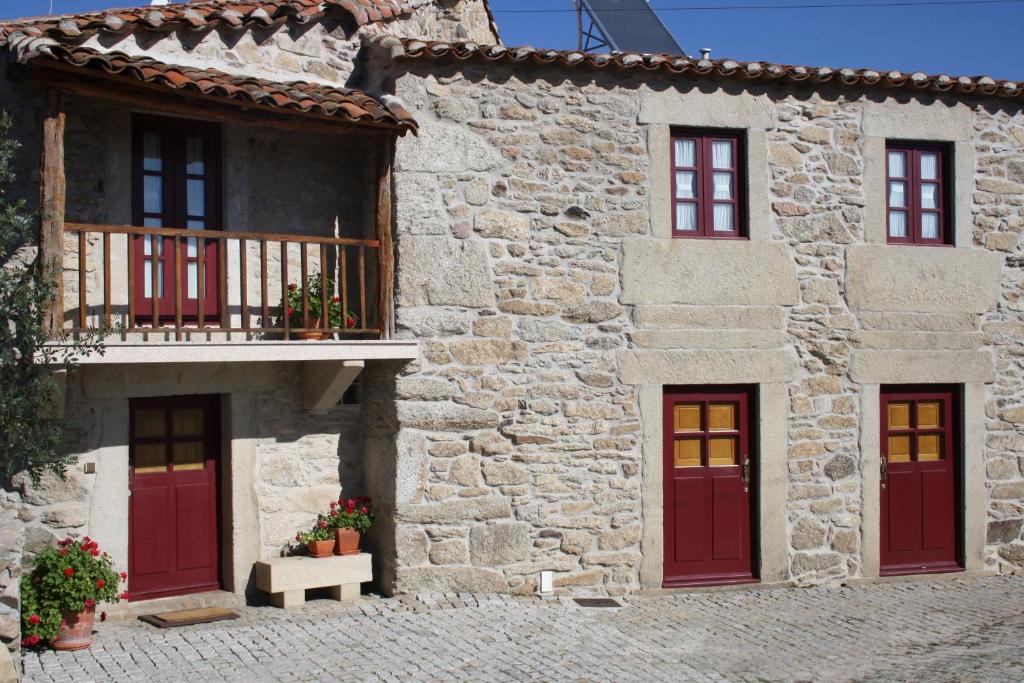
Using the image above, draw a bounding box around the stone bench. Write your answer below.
[254,553,372,608]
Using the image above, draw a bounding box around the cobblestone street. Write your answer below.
[21,575,1024,682]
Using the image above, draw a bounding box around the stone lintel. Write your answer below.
[618,349,799,385]
[849,349,994,384]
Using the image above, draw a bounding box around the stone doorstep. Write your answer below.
[632,579,795,599]
[843,567,999,587]
[254,553,373,609]
[101,590,246,623]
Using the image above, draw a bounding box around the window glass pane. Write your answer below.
[888,402,911,429]
[187,262,198,299]
[675,203,697,231]
[917,434,943,461]
[187,236,198,259]
[708,437,737,466]
[917,401,941,429]
[921,213,939,239]
[675,171,697,199]
[708,403,736,431]
[187,179,205,217]
[713,204,734,232]
[134,444,167,474]
[172,408,204,437]
[143,217,163,228]
[144,175,162,214]
[921,183,939,209]
[143,262,165,298]
[713,172,733,200]
[920,152,939,180]
[172,442,205,471]
[143,133,162,172]
[711,140,733,169]
[888,181,907,208]
[134,409,166,438]
[888,211,908,238]
[888,435,911,463]
[674,404,701,432]
[888,150,907,177]
[186,137,204,176]
[674,139,696,167]
[674,438,701,468]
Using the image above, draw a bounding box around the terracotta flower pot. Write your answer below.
[334,528,360,556]
[295,316,329,341]
[307,539,336,558]
[52,605,95,651]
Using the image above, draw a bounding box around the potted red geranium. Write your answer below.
[295,516,335,557]
[20,537,126,651]
[280,273,358,340]
[328,496,373,556]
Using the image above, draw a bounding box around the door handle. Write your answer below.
[880,457,888,487]
[741,458,750,484]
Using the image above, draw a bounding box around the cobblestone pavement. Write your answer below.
[21,575,1024,682]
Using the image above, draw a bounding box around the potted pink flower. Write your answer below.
[295,516,335,558]
[20,537,125,651]
[328,496,373,556]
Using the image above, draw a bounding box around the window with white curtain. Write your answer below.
[670,130,744,238]
[886,142,949,245]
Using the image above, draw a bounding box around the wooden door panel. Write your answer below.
[176,483,213,571]
[712,475,743,561]
[129,395,220,600]
[664,387,755,587]
[921,469,954,550]
[880,387,960,575]
[673,478,709,563]
[130,487,172,576]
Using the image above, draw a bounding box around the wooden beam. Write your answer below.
[375,135,395,340]
[39,89,66,338]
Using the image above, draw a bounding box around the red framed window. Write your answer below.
[886,142,950,245]
[671,130,745,238]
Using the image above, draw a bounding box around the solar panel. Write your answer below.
[575,0,685,56]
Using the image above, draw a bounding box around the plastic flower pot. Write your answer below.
[52,605,95,651]
[307,539,336,558]
[334,528,360,556]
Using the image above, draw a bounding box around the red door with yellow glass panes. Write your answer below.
[880,387,961,575]
[663,387,755,587]
[129,395,221,600]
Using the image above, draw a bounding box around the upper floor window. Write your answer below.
[671,130,744,238]
[886,142,950,245]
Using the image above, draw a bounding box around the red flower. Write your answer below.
[63,567,74,578]
[360,506,368,514]
[119,591,130,600]
[119,571,128,581]
[288,283,297,292]
[295,533,302,542]
[28,614,40,625]
[21,634,40,647]
[332,296,340,303]
[318,520,328,529]
[96,578,105,588]
[329,501,337,509]
[59,548,68,557]
[90,549,99,557]
[84,599,95,608]
[287,307,295,316]
[346,316,356,328]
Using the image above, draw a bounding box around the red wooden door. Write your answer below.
[880,387,961,575]
[129,395,221,600]
[132,116,221,322]
[663,387,756,587]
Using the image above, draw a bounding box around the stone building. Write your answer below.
[1,0,1023,648]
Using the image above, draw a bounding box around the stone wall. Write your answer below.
[385,57,1024,594]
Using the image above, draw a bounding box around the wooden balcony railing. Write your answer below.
[63,222,387,340]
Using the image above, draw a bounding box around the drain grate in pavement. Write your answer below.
[573,598,622,608]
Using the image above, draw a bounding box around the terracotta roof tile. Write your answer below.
[384,37,1021,102]
[0,0,435,48]
[29,44,417,133]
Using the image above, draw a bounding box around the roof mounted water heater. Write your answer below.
[572,0,686,56]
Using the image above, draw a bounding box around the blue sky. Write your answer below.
[7,0,1023,80]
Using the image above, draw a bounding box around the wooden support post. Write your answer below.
[375,135,395,340]
[39,89,66,338]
